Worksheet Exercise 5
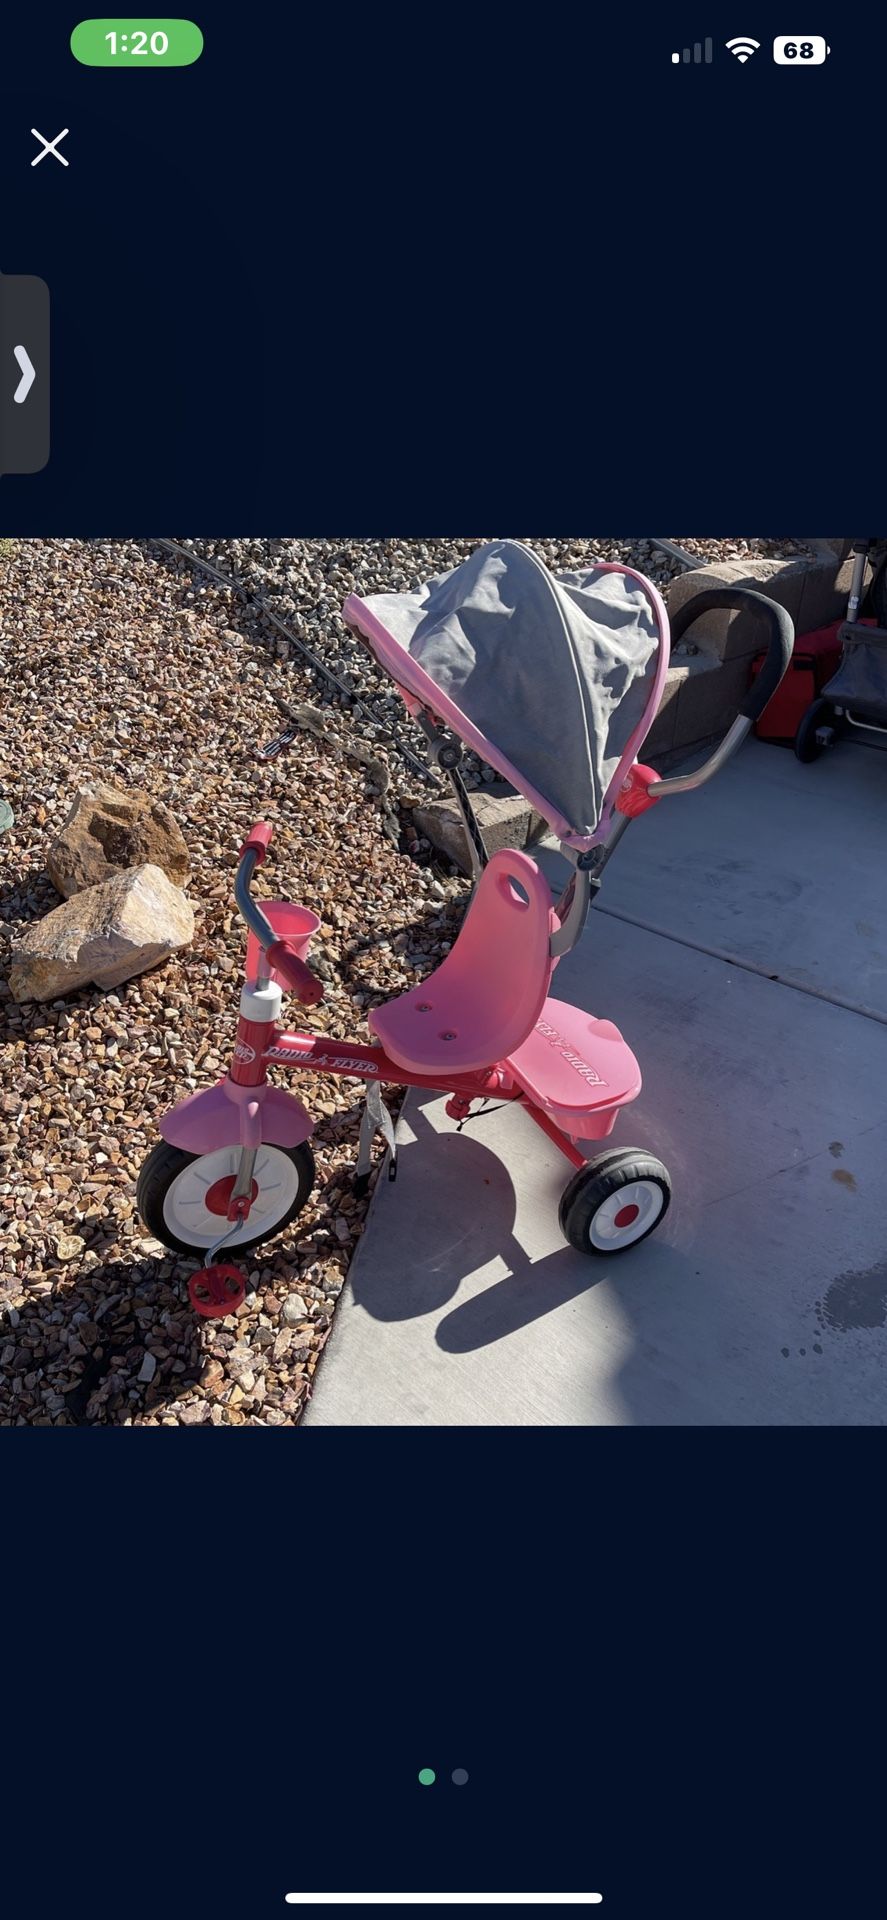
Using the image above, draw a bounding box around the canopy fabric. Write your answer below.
[344,540,667,848]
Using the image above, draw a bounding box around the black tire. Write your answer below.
[870,549,887,630]
[136,1138,316,1258]
[558,1148,672,1257]
[793,698,833,763]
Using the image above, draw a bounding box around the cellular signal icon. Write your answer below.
[672,38,713,62]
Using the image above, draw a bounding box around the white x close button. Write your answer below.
[31,128,70,168]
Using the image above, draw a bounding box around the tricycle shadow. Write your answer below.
[348,1101,699,1364]
[349,1115,616,1341]
[2,1256,204,1426]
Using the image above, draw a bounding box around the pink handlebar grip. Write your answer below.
[239,821,274,865]
[265,939,325,1006]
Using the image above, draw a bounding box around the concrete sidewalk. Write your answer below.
[305,739,887,1426]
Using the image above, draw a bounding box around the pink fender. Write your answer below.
[159,1077,314,1155]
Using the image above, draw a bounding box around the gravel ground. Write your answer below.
[0,534,816,1426]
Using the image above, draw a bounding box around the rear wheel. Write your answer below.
[794,697,837,762]
[558,1149,671,1256]
[137,1139,315,1258]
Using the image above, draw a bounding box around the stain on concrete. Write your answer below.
[829,1141,844,1159]
[856,920,875,938]
[816,1263,887,1333]
[831,1168,857,1192]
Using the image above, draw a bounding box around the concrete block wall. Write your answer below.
[648,544,857,763]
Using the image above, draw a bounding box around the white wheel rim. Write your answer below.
[588,1178,665,1251]
[162,1145,302,1251]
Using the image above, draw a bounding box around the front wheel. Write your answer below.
[136,1138,316,1258]
[558,1149,672,1256]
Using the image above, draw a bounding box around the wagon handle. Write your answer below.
[647,588,794,798]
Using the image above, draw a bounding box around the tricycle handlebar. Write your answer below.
[238,821,274,865]
[265,939,325,1006]
[234,823,325,1005]
[234,843,278,951]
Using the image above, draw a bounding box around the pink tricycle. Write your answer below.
[137,542,792,1316]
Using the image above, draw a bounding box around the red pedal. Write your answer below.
[189,1263,246,1319]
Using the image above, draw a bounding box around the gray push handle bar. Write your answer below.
[648,588,794,798]
[553,590,794,955]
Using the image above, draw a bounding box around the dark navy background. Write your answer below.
[3,7,885,1918]
[1,7,884,527]
[7,1441,883,1917]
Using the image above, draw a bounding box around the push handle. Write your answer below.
[670,587,794,726]
[239,820,274,865]
[648,588,794,801]
[265,938,325,1006]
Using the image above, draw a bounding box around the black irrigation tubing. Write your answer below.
[648,538,705,570]
[150,537,440,788]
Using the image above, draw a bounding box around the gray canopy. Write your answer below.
[347,540,665,845]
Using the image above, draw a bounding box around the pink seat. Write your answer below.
[505,997,641,1129]
[370,849,556,1074]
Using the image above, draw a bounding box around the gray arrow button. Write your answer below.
[0,274,49,472]
[13,345,36,403]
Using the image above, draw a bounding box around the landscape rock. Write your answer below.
[177,1401,210,1427]
[54,1234,85,1262]
[412,792,547,874]
[8,863,194,1002]
[46,783,190,898]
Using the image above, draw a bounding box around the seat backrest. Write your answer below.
[369,847,557,1074]
[436,848,556,1059]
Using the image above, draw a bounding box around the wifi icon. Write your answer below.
[726,36,761,61]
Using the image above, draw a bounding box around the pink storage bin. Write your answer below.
[245,900,320,988]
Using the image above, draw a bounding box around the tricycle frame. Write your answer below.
[142,571,798,1296]
[233,1019,588,1174]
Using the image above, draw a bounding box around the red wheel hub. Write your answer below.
[204,1173,259,1218]
[614,1202,640,1229]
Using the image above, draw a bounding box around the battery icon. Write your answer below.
[773,36,830,63]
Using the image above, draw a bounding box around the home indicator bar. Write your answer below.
[284,1899,604,1908]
